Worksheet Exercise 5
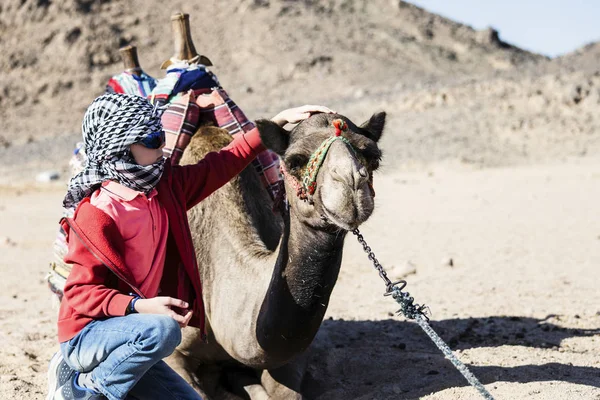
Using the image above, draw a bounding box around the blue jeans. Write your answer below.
[60,314,202,400]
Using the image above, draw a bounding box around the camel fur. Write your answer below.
[168,112,386,399]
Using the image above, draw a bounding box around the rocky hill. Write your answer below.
[0,0,544,136]
[0,0,599,181]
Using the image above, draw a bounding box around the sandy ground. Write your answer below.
[1,159,599,399]
[2,2,599,399]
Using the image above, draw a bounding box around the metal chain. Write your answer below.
[352,228,495,400]
[352,228,392,287]
[352,228,429,321]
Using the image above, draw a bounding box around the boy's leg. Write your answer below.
[61,314,182,400]
[128,360,202,400]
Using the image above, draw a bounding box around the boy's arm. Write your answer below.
[63,232,133,318]
[176,127,265,210]
[175,105,336,210]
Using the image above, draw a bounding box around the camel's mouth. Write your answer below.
[318,180,375,231]
[321,205,361,231]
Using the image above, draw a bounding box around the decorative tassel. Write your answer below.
[332,119,347,136]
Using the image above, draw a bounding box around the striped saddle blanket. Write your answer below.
[48,223,70,302]
[159,87,282,198]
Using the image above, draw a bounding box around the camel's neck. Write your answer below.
[188,150,346,363]
[256,206,346,359]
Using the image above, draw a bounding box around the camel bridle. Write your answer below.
[279,119,373,204]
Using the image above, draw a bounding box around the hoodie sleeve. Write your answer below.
[62,221,134,318]
[174,127,266,210]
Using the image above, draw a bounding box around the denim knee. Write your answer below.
[142,315,182,358]
[60,342,85,372]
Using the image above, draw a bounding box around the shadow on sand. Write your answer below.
[303,316,600,399]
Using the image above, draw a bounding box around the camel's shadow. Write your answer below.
[302,316,600,399]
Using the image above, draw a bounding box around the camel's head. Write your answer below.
[257,112,385,231]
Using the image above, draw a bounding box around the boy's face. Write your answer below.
[130,143,165,166]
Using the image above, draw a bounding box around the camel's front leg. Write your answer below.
[164,349,210,397]
[224,368,270,400]
[224,363,305,400]
[259,355,309,400]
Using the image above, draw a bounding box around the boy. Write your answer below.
[48,93,332,400]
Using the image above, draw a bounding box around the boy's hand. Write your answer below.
[270,105,336,127]
[174,307,193,328]
[134,296,192,327]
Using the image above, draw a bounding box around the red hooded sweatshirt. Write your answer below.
[57,128,265,343]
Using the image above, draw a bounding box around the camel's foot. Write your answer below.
[165,351,261,400]
[224,367,269,400]
[164,349,210,398]
[165,347,307,399]
[224,358,306,400]
[259,360,306,400]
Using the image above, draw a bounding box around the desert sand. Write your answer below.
[1,1,600,399]
[2,162,600,399]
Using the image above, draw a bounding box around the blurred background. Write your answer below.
[1,0,600,181]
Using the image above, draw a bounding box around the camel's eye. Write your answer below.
[358,147,382,171]
[286,154,308,175]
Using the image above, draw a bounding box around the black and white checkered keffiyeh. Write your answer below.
[63,93,166,209]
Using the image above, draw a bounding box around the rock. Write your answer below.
[36,170,60,182]
[387,261,417,279]
[0,136,10,148]
[64,27,82,44]
[476,27,502,46]
[0,237,16,247]
[441,257,454,267]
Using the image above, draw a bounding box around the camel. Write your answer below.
[169,111,386,399]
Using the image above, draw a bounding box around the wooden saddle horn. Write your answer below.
[161,12,213,69]
[119,45,143,76]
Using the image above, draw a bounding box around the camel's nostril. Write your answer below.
[330,167,344,182]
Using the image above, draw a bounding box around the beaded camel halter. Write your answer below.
[280,119,373,203]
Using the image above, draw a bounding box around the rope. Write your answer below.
[413,315,495,400]
[302,135,354,195]
[391,288,495,400]
[354,229,495,399]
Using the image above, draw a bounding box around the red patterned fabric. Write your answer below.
[193,88,255,135]
[161,92,200,163]
[158,87,282,200]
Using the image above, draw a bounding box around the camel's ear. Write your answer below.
[255,119,289,156]
[360,111,386,143]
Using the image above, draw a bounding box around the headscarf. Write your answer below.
[63,93,165,209]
